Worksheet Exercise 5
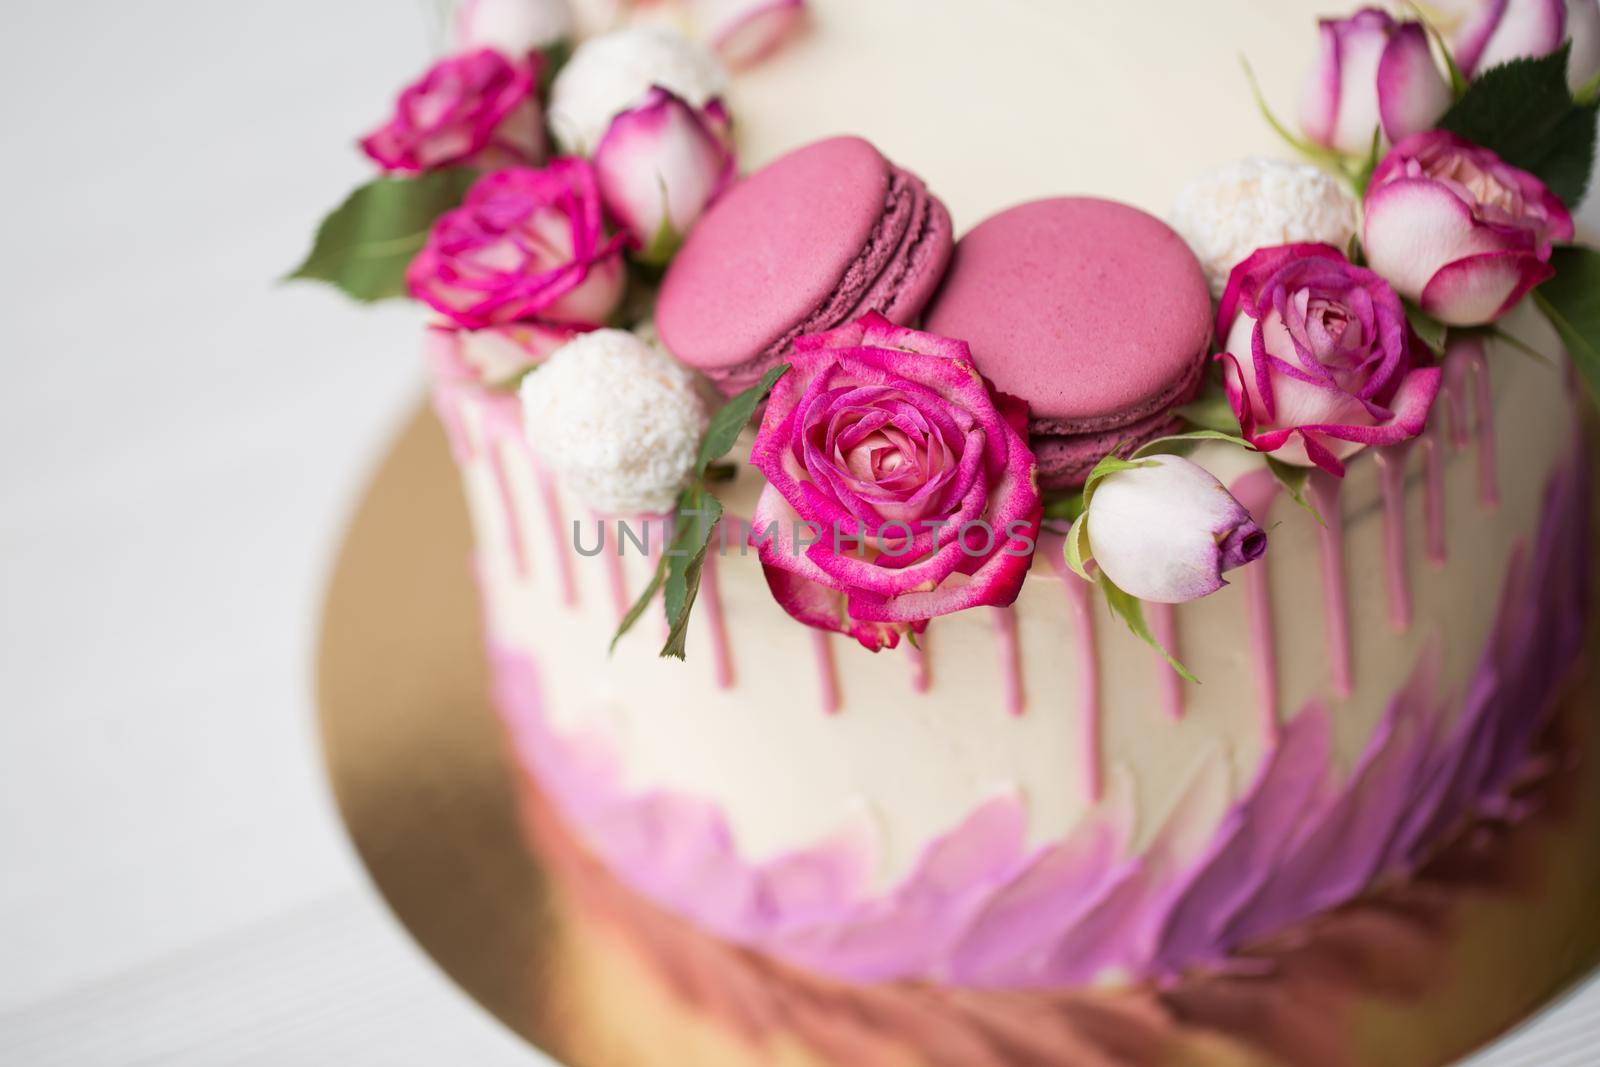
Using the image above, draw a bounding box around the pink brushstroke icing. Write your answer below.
[1469,346,1501,509]
[488,440,1587,987]
[533,458,577,607]
[1307,472,1353,698]
[992,606,1025,716]
[1228,470,1282,742]
[486,439,529,580]
[1146,602,1185,721]
[1043,537,1102,805]
[813,630,841,715]
[700,544,735,689]
[1443,338,1500,508]
[597,512,630,622]
[1374,443,1414,632]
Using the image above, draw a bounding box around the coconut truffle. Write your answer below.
[1170,157,1360,295]
[548,24,728,154]
[520,328,708,515]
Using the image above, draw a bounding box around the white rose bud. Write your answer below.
[548,24,728,155]
[1170,157,1360,296]
[455,0,575,57]
[1086,455,1267,604]
[520,329,709,515]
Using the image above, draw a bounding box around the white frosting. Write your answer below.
[453,0,1582,889]
[547,24,728,153]
[1170,157,1360,295]
[518,328,707,515]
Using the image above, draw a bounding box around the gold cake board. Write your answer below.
[317,404,1600,1067]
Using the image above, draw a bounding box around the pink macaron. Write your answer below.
[924,197,1212,490]
[655,136,954,395]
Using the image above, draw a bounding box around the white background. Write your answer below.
[0,1,1593,1063]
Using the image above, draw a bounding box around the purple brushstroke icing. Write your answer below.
[488,443,1589,989]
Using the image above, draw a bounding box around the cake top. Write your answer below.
[925,197,1212,429]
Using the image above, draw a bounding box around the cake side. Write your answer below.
[432,298,1584,985]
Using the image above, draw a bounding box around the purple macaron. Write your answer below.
[924,197,1213,489]
[655,136,954,395]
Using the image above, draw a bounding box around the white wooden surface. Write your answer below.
[0,1,1593,1063]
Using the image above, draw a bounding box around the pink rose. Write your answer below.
[1300,9,1452,156]
[593,88,736,261]
[407,159,628,329]
[750,313,1042,651]
[426,320,582,386]
[1455,0,1600,92]
[702,0,808,70]
[1218,244,1442,476]
[1363,131,1575,326]
[360,49,544,174]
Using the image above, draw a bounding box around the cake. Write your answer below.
[296,0,1600,1062]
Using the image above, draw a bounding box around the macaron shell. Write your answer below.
[843,167,954,328]
[656,136,890,374]
[924,197,1212,427]
[1032,409,1186,490]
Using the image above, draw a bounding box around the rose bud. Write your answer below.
[750,313,1041,651]
[1455,0,1600,92]
[1170,156,1360,296]
[548,25,728,154]
[456,0,575,58]
[1217,243,1442,476]
[1363,130,1575,326]
[360,49,544,174]
[698,0,807,69]
[1085,455,1267,604]
[407,158,627,329]
[593,88,735,262]
[1300,8,1452,156]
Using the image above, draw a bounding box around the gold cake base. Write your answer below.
[317,404,1600,1067]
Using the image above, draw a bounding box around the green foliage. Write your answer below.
[1535,245,1600,403]
[1438,44,1598,206]
[286,169,478,301]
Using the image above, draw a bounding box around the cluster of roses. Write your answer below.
[1075,2,1593,618]
[360,0,802,358]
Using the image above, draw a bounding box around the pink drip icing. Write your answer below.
[531,456,577,608]
[1042,537,1102,805]
[598,513,630,622]
[1469,348,1500,509]
[1374,444,1414,633]
[486,440,528,580]
[812,630,841,715]
[699,542,735,690]
[1423,426,1447,567]
[1146,602,1185,721]
[907,638,930,694]
[1307,472,1352,700]
[1228,470,1282,743]
[991,606,1025,716]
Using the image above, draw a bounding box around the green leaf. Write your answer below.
[1063,512,1094,582]
[1101,578,1198,684]
[1130,429,1253,459]
[610,554,667,655]
[696,363,790,474]
[1405,303,1449,357]
[1041,490,1086,523]
[1534,245,1600,403]
[1265,456,1324,526]
[1438,44,1597,206]
[1173,375,1241,435]
[660,489,724,660]
[286,169,478,302]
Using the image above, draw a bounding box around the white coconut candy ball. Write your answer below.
[520,328,709,515]
[1170,157,1360,296]
[548,24,728,154]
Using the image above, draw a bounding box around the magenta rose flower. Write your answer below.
[1217,243,1442,476]
[407,158,627,329]
[1300,9,1452,156]
[360,49,544,174]
[593,88,735,262]
[750,313,1042,651]
[1455,0,1600,93]
[1363,131,1575,326]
